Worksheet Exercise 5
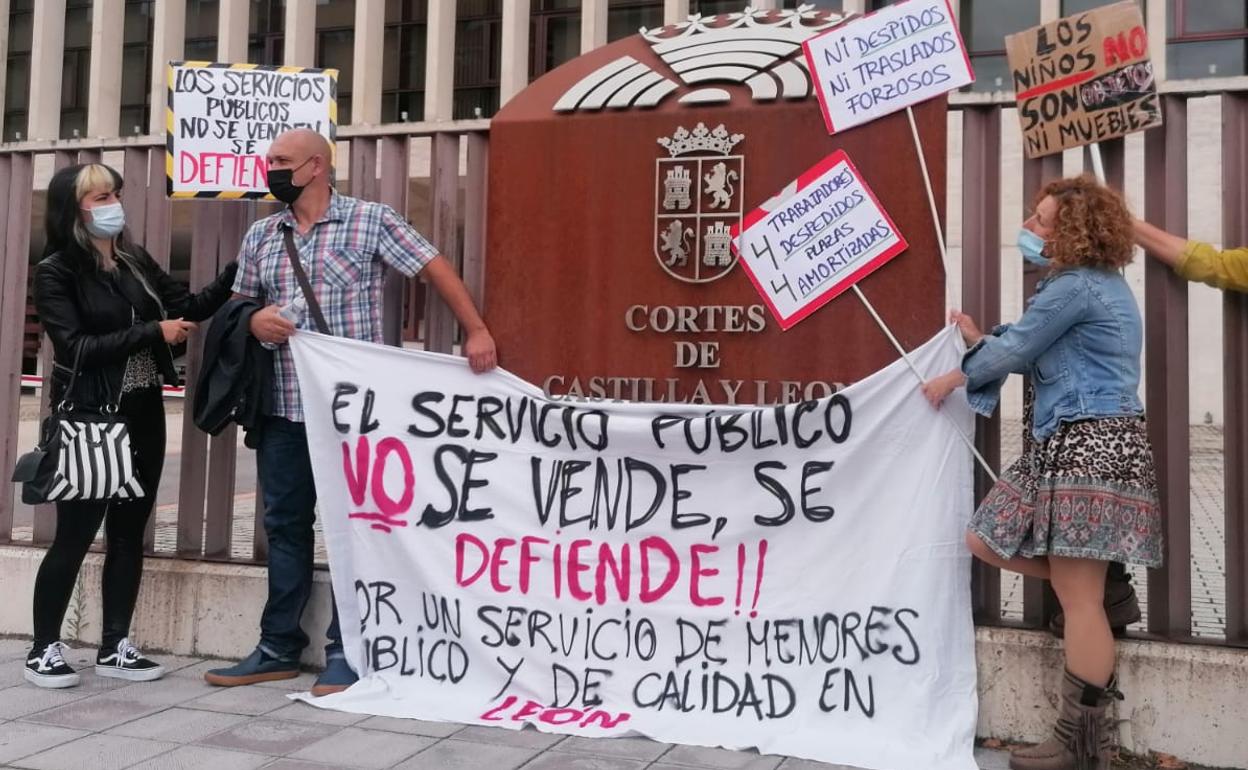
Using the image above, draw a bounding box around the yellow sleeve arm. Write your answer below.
[1175,241,1248,292]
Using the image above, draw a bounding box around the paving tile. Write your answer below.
[287,727,437,769]
[23,694,162,731]
[975,747,1012,770]
[390,739,537,770]
[10,734,177,770]
[127,745,272,770]
[355,715,463,738]
[260,760,358,770]
[0,686,93,720]
[775,760,860,770]
[107,707,249,742]
[149,655,217,675]
[657,743,784,769]
[254,672,318,692]
[0,722,88,765]
[451,724,566,750]
[0,639,34,660]
[109,677,218,708]
[521,753,649,770]
[169,659,243,680]
[267,703,370,727]
[196,718,335,756]
[551,735,670,761]
[184,685,292,716]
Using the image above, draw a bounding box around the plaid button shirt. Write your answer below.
[232,191,437,422]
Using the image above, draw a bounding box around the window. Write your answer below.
[531,0,580,80]
[250,0,285,66]
[60,0,93,139]
[120,0,155,135]
[317,0,355,124]
[5,0,34,141]
[607,0,662,42]
[382,0,428,122]
[692,0,747,14]
[960,0,1040,92]
[184,0,220,62]
[454,1,502,119]
[1062,0,1117,13]
[1167,0,1247,79]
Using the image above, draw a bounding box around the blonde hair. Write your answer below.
[73,163,166,318]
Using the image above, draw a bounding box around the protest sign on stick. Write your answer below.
[802,0,973,135]
[1005,1,1161,159]
[731,150,908,331]
[802,0,971,279]
[166,62,337,198]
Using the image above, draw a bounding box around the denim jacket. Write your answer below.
[961,267,1144,440]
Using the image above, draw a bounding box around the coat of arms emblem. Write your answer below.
[655,123,744,283]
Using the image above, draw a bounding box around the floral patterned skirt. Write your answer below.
[968,390,1164,567]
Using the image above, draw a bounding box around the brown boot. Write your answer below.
[1050,564,1140,638]
[1008,671,1122,770]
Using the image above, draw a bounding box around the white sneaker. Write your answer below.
[95,638,164,682]
[24,641,80,688]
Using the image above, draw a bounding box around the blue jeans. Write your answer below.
[256,416,342,662]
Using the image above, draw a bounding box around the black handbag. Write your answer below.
[11,343,145,504]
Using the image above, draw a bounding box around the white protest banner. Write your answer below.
[288,327,978,770]
[803,0,973,134]
[730,150,908,330]
[167,62,337,198]
[1006,1,1160,159]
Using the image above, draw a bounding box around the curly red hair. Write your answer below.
[1037,175,1135,270]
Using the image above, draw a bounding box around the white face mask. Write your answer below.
[83,202,125,239]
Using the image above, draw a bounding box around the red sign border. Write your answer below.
[731,149,910,331]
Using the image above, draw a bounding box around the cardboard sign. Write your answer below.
[289,328,979,770]
[166,62,337,198]
[803,0,973,134]
[731,150,908,330]
[1006,1,1161,159]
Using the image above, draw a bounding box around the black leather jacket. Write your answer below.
[33,246,237,408]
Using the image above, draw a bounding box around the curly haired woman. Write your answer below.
[923,175,1162,770]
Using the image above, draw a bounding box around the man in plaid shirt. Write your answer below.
[205,129,496,696]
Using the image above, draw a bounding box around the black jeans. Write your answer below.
[31,387,165,650]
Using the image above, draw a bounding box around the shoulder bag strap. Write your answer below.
[282,225,331,335]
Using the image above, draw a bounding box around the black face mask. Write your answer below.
[266,157,312,204]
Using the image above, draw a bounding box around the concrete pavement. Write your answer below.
[0,638,1015,770]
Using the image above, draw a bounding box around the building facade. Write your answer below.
[2,1,1245,143]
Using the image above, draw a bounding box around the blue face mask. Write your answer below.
[1018,227,1049,267]
[84,202,126,239]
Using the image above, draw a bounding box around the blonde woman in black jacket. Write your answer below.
[24,163,235,688]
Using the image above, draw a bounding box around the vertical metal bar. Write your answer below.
[349,137,379,203]
[32,152,78,545]
[961,106,1002,623]
[425,132,461,354]
[1144,94,1192,638]
[1021,151,1064,628]
[463,131,489,313]
[121,147,148,241]
[1222,92,1248,644]
[202,202,249,558]
[0,155,16,542]
[176,201,222,556]
[146,146,172,269]
[378,135,410,347]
